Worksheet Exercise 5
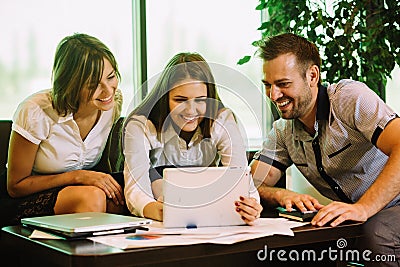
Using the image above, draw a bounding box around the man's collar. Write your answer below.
[291,84,329,141]
[316,84,330,121]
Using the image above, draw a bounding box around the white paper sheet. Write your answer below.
[29,230,64,239]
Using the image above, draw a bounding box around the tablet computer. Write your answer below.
[163,166,250,228]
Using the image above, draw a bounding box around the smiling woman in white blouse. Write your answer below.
[1,33,124,226]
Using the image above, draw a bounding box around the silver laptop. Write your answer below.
[21,212,152,238]
[163,166,250,228]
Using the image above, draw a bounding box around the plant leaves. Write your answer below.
[245,0,399,100]
[237,55,252,65]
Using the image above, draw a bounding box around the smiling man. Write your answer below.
[250,33,400,266]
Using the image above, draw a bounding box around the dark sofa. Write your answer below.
[0,120,12,176]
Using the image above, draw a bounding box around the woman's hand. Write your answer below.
[143,200,163,221]
[235,196,263,225]
[73,170,124,206]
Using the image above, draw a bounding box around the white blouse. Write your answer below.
[123,108,260,217]
[12,89,115,174]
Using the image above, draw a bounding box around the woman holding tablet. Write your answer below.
[123,52,262,224]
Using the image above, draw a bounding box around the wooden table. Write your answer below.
[1,220,363,267]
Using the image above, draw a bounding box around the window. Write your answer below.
[143,0,271,150]
[386,66,400,113]
[0,0,134,119]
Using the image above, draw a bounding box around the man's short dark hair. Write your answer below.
[257,33,321,84]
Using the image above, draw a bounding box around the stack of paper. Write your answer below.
[88,218,307,250]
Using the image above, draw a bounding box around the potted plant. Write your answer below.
[238,0,399,101]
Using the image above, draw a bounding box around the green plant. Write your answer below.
[238,0,400,100]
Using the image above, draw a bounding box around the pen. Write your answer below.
[135,226,150,232]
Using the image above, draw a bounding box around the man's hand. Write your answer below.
[277,189,324,212]
[311,202,369,227]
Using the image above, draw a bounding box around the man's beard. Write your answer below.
[277,84,312,120]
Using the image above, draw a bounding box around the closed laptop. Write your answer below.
[21,212,152,238]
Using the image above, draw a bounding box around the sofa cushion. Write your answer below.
[93,117,125,173]
[0,120,12,174]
